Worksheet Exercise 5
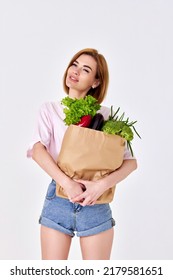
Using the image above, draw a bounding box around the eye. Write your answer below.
[71,62,77,67]
[83,68,90,73]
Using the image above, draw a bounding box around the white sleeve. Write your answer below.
[123,141,136,160]
[27,103,52,158]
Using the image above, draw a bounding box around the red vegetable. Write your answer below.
[76,115,92,127]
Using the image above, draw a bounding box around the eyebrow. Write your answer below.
[74,60,93,71]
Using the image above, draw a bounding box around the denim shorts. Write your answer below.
[39,180,115,237]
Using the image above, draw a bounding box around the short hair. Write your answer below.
[63,48,109,104]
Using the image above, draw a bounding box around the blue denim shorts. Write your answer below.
[39,180,115,237]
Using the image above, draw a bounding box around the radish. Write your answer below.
[76,115,92,127]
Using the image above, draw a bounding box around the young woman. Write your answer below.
[27,48,137,260]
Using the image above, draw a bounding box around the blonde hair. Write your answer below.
[63,48,109,104]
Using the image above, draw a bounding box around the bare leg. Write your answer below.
[80,228,114,260]
[40,225,72,260]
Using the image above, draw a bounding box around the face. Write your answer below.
[66,54,100,98]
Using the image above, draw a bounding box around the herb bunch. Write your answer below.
[101,106,141,156]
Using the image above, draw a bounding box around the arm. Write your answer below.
[71,159,137,206]
[99,159,137,188]
[32,142,84,199]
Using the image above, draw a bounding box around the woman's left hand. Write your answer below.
[70,179,106,206]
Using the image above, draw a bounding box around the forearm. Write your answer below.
[101,159,137,191]
[32,142,70,186]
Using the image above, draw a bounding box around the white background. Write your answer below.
[1,0,173,260]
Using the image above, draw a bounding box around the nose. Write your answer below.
[73,68,80,76]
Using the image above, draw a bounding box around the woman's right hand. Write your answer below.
[62,178,85,202]
[31,142,85,202]
[32,143,83,199]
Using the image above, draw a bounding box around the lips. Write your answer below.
[69,75,79,82]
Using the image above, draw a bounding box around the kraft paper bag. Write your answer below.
[56,125,125,203]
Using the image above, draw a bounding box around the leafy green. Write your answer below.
[102,106,141,156]
[61,95,101,125]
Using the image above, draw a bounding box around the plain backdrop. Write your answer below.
[1,0,173,260]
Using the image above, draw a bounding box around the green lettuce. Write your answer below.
[61,95,101,125]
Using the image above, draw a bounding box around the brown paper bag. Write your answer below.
[56,125,125,203]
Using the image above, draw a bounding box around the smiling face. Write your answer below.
[65,54,100,98]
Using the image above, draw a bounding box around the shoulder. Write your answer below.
[39,101,63,114]
[98,105,111,120]
[38,101,65,122]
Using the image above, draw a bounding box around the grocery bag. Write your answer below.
[56,125,125,203]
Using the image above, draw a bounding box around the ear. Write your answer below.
[92,79,100,89]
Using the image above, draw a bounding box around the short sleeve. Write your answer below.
[123,141,136,160]
[27,103,52,158]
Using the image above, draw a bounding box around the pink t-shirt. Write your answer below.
[27,101,134,161]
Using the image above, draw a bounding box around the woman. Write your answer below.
[27,48,137,260]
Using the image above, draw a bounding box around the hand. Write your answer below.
[62,178,85,202]
[71,179,106,206]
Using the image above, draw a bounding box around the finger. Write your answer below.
[90,201,96,206]
[74,179,86,186]
[71,193,85,202]
[80,197,93,207]
[69,191,84,202]
[74,179,83,183]
[73,180,86,191]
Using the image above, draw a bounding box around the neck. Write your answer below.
[68,89,88,99]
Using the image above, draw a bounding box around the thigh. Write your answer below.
[40,225,72,260]
[80,228,114,260]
